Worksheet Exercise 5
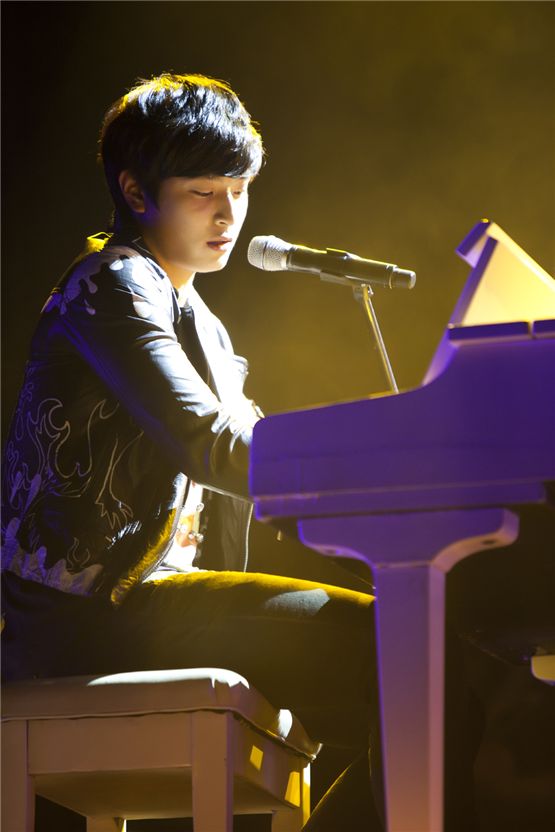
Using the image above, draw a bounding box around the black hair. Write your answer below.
[98,72,264,233]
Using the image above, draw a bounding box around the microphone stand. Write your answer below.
[354,285,399,394]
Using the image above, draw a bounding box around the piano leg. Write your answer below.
[372,562,445,832]
[299,508,518,832]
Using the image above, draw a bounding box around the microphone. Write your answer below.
[247,235,416,289]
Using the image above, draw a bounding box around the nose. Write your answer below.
[214,192,235,227]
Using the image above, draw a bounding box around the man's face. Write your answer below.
[138,174,251,276]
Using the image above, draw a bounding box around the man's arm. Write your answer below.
[47,251,258,499]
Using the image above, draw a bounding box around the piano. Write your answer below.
[250,220,555,832]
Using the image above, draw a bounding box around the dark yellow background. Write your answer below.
[2,4,554,827]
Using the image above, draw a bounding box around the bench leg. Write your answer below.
[1,721,35,832]
[192,711,234,832]
[272,762,311,831]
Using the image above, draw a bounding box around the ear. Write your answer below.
[118,170,147,214]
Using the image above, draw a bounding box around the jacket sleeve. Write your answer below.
[46,251,258,499]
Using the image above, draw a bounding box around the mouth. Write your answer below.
[207,237,233,251]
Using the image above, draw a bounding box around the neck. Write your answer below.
[139,231,196,305]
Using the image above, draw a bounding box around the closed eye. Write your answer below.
[192,190,212,197]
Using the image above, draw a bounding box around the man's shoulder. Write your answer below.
[42,234,175,320]
[76,235,162,277]
[63,235,170,295]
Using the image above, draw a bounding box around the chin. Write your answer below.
[197,257,230,274]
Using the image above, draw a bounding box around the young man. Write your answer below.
[1,73,382,828]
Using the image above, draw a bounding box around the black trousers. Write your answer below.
[2,569,384,830]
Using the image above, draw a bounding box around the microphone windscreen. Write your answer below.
[247,235,291,271]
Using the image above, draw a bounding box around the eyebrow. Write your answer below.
[196,175,250,182]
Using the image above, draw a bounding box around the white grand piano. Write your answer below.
[250,220,555,832]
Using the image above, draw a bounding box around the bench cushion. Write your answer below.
[1,667,321,759]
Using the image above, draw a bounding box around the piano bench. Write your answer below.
[1,667,321,832]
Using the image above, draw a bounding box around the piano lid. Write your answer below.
[425,221,555,384]
[452,219,555,327]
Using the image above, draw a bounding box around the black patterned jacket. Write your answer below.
[1,231,260,603]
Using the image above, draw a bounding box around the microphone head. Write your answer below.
[247,235,291,271]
